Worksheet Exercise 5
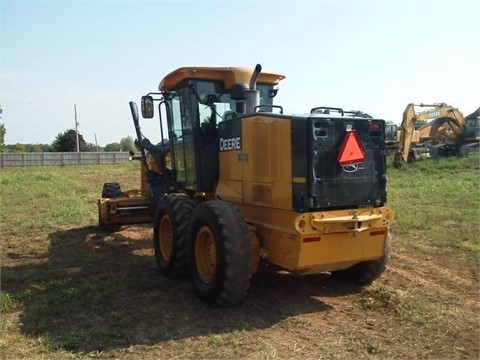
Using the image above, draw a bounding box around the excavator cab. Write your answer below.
[463,108,480,140]
[385,122,398,142]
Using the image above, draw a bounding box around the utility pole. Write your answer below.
[74,104,80,152]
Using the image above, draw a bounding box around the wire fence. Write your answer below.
[0,152,131,168]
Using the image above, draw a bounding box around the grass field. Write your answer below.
[388,155,480,260]
[1,155,479,359]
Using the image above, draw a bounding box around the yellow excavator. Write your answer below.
[393,103,480,168]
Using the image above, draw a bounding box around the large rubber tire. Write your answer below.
[153,194,196,277]
[101,182,123,198]
[332,231,392,286]
[188,200,251,306]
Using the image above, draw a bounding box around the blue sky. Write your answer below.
[1,0,479,146]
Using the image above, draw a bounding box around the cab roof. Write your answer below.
[158,66,286,91]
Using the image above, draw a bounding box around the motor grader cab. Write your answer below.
[113,64,394,306]
[393,103,480,168]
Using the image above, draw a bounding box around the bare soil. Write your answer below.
[1,225,479,359]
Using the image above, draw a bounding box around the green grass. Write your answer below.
[387,154,480,260]
[0,163,140,233]
[0,157,479,359]
[0,291,17,313]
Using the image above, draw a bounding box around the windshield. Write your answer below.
[195,80,275,123]
[464,115,480,137]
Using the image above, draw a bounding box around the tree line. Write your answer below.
[0,112,137,153]
[1,129,137,153]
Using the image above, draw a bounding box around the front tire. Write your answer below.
[153,194,195,277]
[188,200,251,306]
[101,182,123,198]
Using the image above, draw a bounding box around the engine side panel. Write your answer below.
[216,115,293,210]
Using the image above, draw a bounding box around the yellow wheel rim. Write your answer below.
[158,214,172,261]
[195,226,217,283]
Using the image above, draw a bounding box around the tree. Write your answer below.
[104,142,121,151]
[51,129,87,152]
[42,144,53,152]
[0,123,5,152]
[11,143,26,153]
[30,144,44,152]
[0,105,5,152]
[120,136,136,152]
[83,142,99,152]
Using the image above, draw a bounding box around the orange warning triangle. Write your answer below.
[337,131,366,166]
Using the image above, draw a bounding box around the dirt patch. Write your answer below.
[1,227,479,359]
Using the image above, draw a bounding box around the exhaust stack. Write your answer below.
[246,64,262,114]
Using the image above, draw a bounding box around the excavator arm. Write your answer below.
[417,106,465,141]
[394,103,416,167]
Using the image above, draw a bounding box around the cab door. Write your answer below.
[168,87,197,190]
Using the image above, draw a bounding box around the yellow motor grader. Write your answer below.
[99,64,395,306]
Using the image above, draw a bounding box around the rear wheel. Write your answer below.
[332,231,391,285]
[153,194,196,277]
[188,200,251,306]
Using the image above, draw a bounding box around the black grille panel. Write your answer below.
[309,118,386,209]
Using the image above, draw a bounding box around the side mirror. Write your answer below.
[141,95,154,118]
